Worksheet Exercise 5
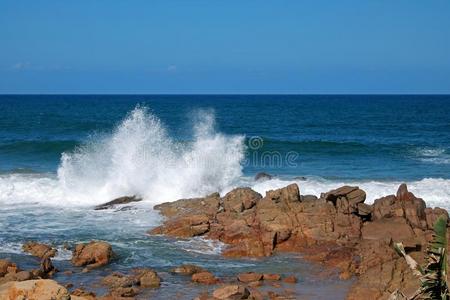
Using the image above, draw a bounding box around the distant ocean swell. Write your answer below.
[0,106,449,209]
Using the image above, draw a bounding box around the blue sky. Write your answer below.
[0,1,449,94]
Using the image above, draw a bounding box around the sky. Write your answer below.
[0,0,450,94]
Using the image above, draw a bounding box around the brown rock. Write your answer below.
[265,183,300,204]
[22,241,57,259]
[192,271,219,285]
[0,279,71,300]
[148,182,450,300]
[212,284,250,299]
[237,272,263,283]
[71,241,114,269]
[222,188,262,212]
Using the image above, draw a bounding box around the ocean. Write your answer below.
[1,94,449,298]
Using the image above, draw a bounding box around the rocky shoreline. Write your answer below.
[0,183,448,299]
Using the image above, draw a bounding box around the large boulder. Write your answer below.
[0,279,71,300]
[71,241,114,269]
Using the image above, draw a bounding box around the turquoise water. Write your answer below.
[0,95,449,298]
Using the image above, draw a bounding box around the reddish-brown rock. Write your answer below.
[71,241,114,269]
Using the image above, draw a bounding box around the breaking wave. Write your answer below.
[0,107,245,206]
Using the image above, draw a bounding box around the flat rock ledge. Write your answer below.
[149,183,449,300]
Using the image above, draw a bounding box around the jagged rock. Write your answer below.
[212,284,250,299]
[71,241,114,269]
[22,241,57,259]
[150,182,450,300]
[94,195,142,210]
[222,188,262,213]
[0,279,71,300]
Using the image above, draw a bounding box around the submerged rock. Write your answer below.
[94,195,142,210]
[22,241,57,259]
[71,241,114,269]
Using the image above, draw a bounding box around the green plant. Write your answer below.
[392,216,449,300]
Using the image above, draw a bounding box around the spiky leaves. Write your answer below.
[417,216,448,300]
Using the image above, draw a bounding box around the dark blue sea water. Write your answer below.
[0,95,449,299]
